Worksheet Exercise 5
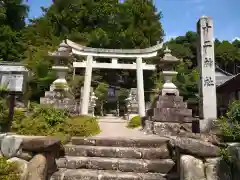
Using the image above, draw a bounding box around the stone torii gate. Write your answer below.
[66,40,163,117]
[49,40,180,118]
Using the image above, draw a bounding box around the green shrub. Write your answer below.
[127,116,141,129]
[31,105,68,126]
[11,104,100,139]
[59,116,101,137]
[0,157,20,180]
[13,109,26,122]
[218,100,240,142]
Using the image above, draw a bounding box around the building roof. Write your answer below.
[215,64,240,92]
[215,65,234,87]
[216,73,240,93]
[0,62,28,72]
[215,64,233,76]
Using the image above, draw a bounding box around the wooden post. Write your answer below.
[7,93,15,132]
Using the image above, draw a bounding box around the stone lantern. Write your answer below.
[90,92,98,117]
[49,40,72,91]
[160,47,180,96]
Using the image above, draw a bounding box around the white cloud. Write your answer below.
[232,37,240,42]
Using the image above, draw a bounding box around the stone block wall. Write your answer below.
[0,134,64,180]
[144,94,240,179]
[2,134,240,180]
[145,95,195,136]
[40,91,80,115]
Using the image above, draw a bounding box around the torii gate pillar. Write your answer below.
[136,57,146,117]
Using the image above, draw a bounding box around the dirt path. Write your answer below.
[95,116,161,139]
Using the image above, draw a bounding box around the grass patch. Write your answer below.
[127,116,141,129]
[0,157,20,180]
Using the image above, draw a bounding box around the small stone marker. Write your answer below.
[197,16,217,132]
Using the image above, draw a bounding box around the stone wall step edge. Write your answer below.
[63,144,170,159]
[71,136,170,147]
[50,168,179,180]
[56,156,175,173]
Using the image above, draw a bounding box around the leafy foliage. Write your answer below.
[69,75,84,99]
[0,0,28,62]
[215,40,240,64]
[1,0,240,110]
[12,105,100,138]
[13,109,26,122]
[95,83,108,116]
[218,101,240,142]
[31,105,68,126]
[167,31,197,66]
[60,116,101,137]
[0,157,20,180]
[20,0,164,101]
[174,60,199,103]
[127,115,141,129]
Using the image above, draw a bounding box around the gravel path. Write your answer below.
[95,116,162,139]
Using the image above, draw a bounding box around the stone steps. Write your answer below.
[51,169,178,180]
[71,137,169,148]
[56,156,175,173]
[64,144,170,159]
[50,136,177,180]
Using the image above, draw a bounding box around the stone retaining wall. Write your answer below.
[1,134,240,180]
[0,134,64,180]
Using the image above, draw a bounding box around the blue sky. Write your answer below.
[27,0,239,42]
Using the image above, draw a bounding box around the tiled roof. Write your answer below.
[216,75,234,86]
[0,62,28,72]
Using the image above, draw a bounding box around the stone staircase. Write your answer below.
[50,136,178,180]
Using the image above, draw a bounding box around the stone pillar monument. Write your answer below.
[197,16,217,132]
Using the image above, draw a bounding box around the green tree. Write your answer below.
[95,83,108,116]
[173,60,199,103]
[24,48,56,101]
[118,0,164,48]
[69,75,84,99]
[232,39,240,49]
[215,40,240,64]
[167,31,197,66]
[22,0,164,102]
[0,0,29,62]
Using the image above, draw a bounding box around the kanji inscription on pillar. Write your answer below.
[197,16,217,128]
[203,76,214,87]
[204,57,213,68]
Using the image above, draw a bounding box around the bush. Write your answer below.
[0,157,20,180]
[13,109,26,122]
[0,100,26,132]
[218,100,240,142]
[11,104,100,139]
[127,116,141,129]
[59,116,101,137]
[31,105,68,126]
